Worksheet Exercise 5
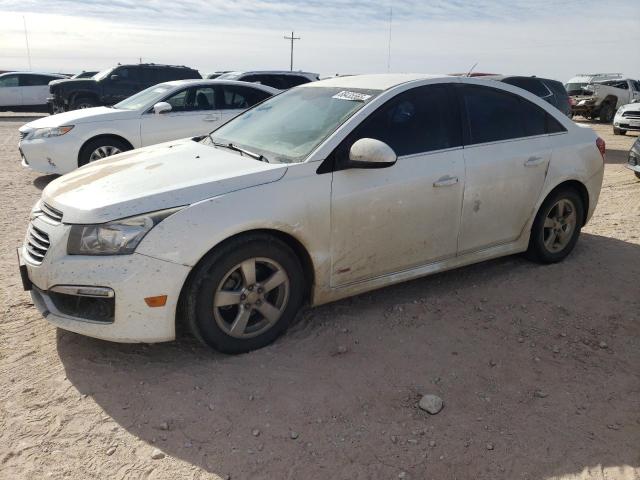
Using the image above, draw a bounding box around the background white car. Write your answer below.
[20,74,605,354]
[613,101,640,135]
[0,72,67,111]
[18,79,278,174]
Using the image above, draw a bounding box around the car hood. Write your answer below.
[20,107,136,130]
[42,139,287,224]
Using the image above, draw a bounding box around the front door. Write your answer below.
[456,84,552,253]
[140,86,223,146]
[329,84,465,286]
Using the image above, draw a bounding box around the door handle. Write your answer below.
[203,115,220,122]
[433,175,459,187]
[524,156,545,167]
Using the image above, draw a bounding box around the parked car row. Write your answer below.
[17,73,606,354]
[0,72,67,111]
[19,79,277,174]
[565,73,640,123]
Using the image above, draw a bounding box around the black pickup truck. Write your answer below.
[47,63,201,112]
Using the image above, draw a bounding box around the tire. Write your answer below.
[526,187,585,264]
[185,234,305,354]
[78,137,131,167]
[619,129,626,135]
[599,103,615,123]
[635,172,640,181]
[72,96,98,110]
[613,127,621,135]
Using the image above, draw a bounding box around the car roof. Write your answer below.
[158,79,280,93]
[301,73,452,91]
[0,71,66,77]
[224,70,319,77]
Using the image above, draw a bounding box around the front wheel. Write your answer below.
[78,137,131,167]
[185,234,305,354]
[635,172,640,181]
[599,103,615,123]
[72,96,98,110]
[527,188,584,264]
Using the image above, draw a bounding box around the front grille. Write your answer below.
[26,223,50,264]
[41,202,63,223]
[622,111,640,118]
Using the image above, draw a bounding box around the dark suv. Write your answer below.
[48,63,201,112]
[481,76,572,117]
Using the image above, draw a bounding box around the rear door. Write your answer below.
[456,84,552,253]
[140,85,220,145]
[0,74,22,107]
[329,83,465,286]
[20,74,57,106]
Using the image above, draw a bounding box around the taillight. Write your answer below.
[596,137,606,161]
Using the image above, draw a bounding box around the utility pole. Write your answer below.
[387,7,392,73]
[283,31,300,71]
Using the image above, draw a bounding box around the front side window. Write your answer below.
[337,84,461,159]
[191,87,215,110]
[206,86,380,163]
[164,88,189,111]
[0,74,19,87]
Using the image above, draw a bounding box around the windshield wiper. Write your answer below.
[208,137,269,163]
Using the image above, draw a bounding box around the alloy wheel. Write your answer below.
[213,257,290,339]
[543,198,577,253]
[89,145,122,162]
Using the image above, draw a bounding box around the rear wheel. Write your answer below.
[527,188,584,264]
[185,234,305,354]
[78,137,131,167]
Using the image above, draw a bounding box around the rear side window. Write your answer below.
[502,77,551,98]
[19,75,57,86]
[460,85,526,144]
[280,75,310,88]
[460,84,566,145]
[216,85,271,109]
[339,84,461,158]
[0,74,19,87]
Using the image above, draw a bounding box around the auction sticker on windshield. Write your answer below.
[332,91,372,102]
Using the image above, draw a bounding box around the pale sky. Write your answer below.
[1,0,639,83]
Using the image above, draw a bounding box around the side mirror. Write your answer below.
[153,102,172,115]
[347,138,397,169]
[109,74,120,81]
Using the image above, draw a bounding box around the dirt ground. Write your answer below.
[0,115,638,480]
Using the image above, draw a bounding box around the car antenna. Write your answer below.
[466,62,478,77]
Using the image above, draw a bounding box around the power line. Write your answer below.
[283,31,300,71]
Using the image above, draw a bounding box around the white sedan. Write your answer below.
[19,74,604,354]
[18,80,278,174]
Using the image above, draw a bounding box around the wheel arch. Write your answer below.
[175,228,316,335]
[540,179,590,225]
[70,90,100,105]
[77,134,135,164]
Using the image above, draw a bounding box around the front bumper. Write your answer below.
[627,149,640,173]
[18,134,82,175]
[20,215,191,343]
[614,115,640,132]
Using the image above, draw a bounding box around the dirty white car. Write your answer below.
[19,74,605,354]
[18,80,277,174]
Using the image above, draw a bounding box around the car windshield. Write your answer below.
[216,72,241,80]
[565,82,589,95]
[113,84,173,110]
[93,68,114,81]
[204,86,380,163]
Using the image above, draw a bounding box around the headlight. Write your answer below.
[30,125,74,139]
[67,207,183,255]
